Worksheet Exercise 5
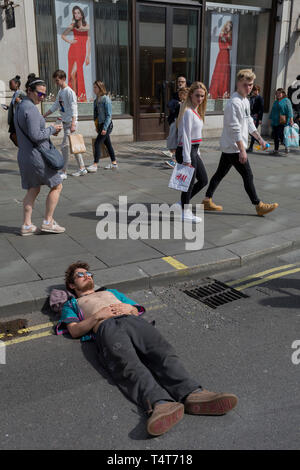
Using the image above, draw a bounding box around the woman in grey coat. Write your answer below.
[14,74,65,236]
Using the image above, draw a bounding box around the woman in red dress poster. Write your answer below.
[62,5,91,102]
[209,21,232,100]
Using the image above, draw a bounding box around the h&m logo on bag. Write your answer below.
[176,173,188,182]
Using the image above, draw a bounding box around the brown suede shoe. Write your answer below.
[147,402,184,436]
[256,201,278,217]
[202,198,223,211]
[185,389,238,415]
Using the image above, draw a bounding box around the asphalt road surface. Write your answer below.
[0,249,300,450]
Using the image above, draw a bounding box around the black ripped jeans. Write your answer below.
[205,152,260,205]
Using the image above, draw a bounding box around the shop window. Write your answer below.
[34,0,130,117]
[204,2,271,113]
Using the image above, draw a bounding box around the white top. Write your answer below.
[178,107,203,163]
[49,86,78,123]
[220,92,257,154]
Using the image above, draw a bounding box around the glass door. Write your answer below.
[136,2,200,141]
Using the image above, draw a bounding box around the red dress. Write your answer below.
[209,32,232,99]
[68,28,88,102]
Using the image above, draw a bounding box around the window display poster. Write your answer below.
[209,13,239,99]
[55,0,96,102]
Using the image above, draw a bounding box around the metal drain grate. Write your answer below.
[183,278,248,309]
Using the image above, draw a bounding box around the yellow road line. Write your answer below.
[162,256,188,270]
[235,267,300,291]
[4,330,54,347]
[0,321,55,340]
[227,264,297,287]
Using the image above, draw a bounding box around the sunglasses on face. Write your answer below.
[36,91,47,98]
[75,271,94,279]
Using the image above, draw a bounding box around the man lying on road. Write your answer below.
[56,261,238,437]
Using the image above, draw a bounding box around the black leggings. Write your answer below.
[205,152,260,205]
[272,125,285,151]
[175,145,208,207]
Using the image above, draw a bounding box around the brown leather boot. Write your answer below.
[256,201,278,216]
[202,198,223,211]
[147,402,184,436]
[184,389,238,415]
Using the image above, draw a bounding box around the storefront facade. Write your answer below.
[0,0,292,145]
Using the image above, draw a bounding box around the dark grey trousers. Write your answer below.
[95,315,200,412]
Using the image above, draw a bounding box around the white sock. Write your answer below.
[43,220,50,225]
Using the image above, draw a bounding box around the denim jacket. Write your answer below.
[93,95,112,131]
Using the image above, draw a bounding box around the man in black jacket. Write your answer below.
[247,85,264,153]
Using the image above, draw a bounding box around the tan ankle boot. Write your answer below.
[185,389,238,415]
[202,198,223,211]
[256,201,278,216]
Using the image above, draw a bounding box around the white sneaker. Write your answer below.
[72,168,88,177]
[182,209,202,224]
[104,163,118,169]
[59,172,67,180]
[87,164,98,173]
[162,150,173,158]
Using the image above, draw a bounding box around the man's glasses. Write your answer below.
[36,91,47,98]
[75,271,93,279]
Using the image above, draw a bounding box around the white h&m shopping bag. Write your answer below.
[168,163,195,192]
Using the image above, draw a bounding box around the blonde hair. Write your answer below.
[177,82,207,126]
[237,69,256,82]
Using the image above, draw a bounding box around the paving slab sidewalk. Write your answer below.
[0,138,300,316]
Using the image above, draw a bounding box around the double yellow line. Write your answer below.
[227,263,300,291]
[1,322,55,347]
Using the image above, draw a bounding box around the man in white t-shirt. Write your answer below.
[202,69,278,217]
[43,69,87,178]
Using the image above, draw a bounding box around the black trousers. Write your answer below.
[95,315,200,412]
[272,124,285,151]
[205,152,260,205]
[249,116,260,149]
[94,123,115,163]
[175,145,208,207]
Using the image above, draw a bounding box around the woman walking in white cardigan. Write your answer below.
[175,81,208,223]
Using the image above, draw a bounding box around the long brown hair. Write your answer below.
[72,6,87,28]
[94,80,107,96]
[177,81,208,125]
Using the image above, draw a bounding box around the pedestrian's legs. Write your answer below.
[44,183,63,222]
[249,117,259,149]
[23,186,40,226]
[104,133,117,164]
[231,155,260,205]
[96,316,174,412]
[205,153,233,199]
[74,153,85,170]
[61,124,70,172]
[190,154,208,200]
[273,125,280,151]
[94,132,106,164]
[181,149,208,207]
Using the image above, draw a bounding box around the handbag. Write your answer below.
[16,110,64,171]
[168,163,195,192]
[279,115,287,125]
[69,133,86,154]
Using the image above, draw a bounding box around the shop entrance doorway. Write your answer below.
[135,2,201,141]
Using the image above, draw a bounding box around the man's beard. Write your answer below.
[79,278,94,294]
